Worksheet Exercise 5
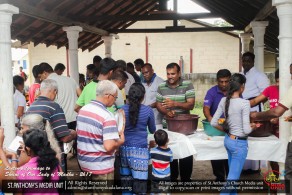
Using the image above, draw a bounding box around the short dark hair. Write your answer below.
[100,58,117,75]
[116,60,127,71]
[93,55,102,64]
[242,52,255,61]
[13,75,24,87]
[154,129,168,146]
[38,62,53,74]
[217,69,231,79]
[32,65,39,79]
[166,62,180,72]
[134,58,144,66]
[54,63,65,71]
[275,69,279,80]
[79,73,85,82]
[86,64,96,71]
[111,70,128,81]
[141,63,153,69]
[127,62,134,69]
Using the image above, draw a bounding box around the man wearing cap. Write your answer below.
[75,58,117,112]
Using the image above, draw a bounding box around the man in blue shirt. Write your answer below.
[203,69,231,181]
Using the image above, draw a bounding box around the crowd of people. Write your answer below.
[0,52,291,195]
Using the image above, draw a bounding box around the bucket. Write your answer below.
[165,114,199,135]
[202,119,225,136]
[249,120,273,137]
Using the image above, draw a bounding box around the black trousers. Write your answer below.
[170,155,193,181]
[211,159,229,181]
[63,121,77,173]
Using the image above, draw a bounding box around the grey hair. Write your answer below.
[40,79,58,91]
[21,114,62,161]
[21,114,45,130]
[96,80,118,96]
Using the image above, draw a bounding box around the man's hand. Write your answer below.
[270,118,279,124]
[250,111,258,122]
[162,98,176,109]
[166,110,176,118]
[284,115,292,122]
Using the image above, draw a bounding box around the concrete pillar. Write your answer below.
[273,0,292,156]
[102,35,113,58]
[250,21,269,72]
[63,26,82,83]
[239,33,252,54]
[0,4,19,146]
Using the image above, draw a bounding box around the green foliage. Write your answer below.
[191,101,204,129]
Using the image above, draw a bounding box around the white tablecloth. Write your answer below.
[148,130,197,160]
[188,130,288,163]
[149,129,288,163]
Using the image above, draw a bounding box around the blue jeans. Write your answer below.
[220,134,248,195]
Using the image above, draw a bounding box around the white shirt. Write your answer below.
[124,71,135,95]
[13,89,26,123]
[242,67,270,112]
[142,75,164,125]
[48,73,78,123]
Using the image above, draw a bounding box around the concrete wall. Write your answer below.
[28,20,241,80]
[27,20,277,83]
[184,72,276,103]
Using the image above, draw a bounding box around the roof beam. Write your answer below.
[2,0,108,36]
[93,12,219,22]
[110,26,241,33]
[244,0,275,32]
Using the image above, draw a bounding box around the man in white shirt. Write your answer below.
[242,52,270,112]
[38,62,81,128]
[241,52,270,172]
[141,63,164,125]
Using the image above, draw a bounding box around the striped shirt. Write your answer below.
[26,96,70,139]
[156,78,195,126]
[77,100,120,174]
[150,147,173,180]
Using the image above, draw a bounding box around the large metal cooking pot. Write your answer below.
[249,120,274,137]
[165,114,200,135]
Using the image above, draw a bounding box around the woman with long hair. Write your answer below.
[0,128,60,194]
[211,73,256,194]
[120,83,156,194]
[0,114,62,187]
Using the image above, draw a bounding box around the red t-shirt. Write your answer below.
[262,85,279,109]
[28,83,40,105]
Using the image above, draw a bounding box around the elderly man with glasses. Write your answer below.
[76,80,125,194]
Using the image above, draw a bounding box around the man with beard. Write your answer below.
[156,63,195,181]
[203,69,231,181]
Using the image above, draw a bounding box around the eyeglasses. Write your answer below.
[108,94,118,99]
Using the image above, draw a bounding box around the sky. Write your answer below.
[167,0,225,24]
[11,0,225,61]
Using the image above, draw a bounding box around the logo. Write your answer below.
[263,170,285,191]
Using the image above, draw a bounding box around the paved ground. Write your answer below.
[67,153,269,195]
